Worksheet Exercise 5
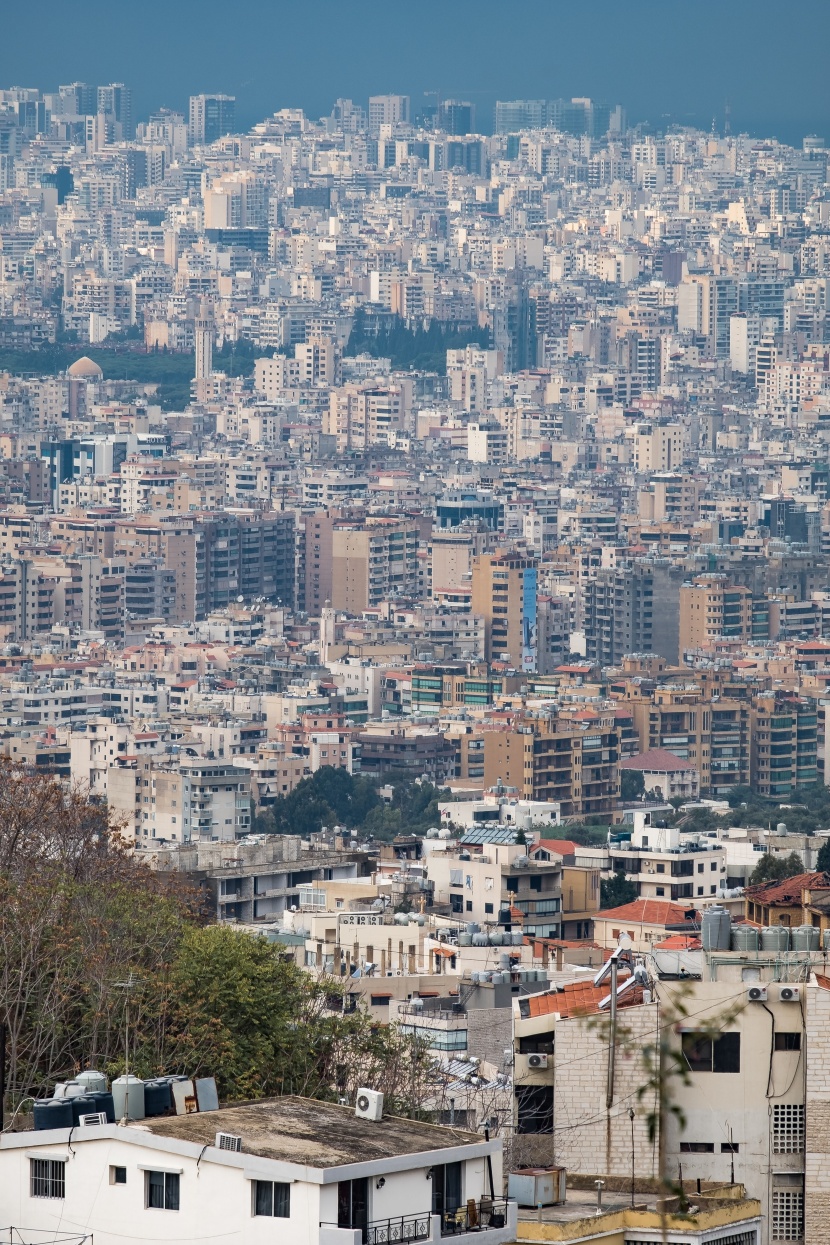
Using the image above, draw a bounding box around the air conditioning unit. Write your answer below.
[779,986,800,1003]
[528,1053,549,1069]
[355,1088,384,1122]
[215,1132,242,1152]
[747,986,768,1002]
[79,1112,107,1127]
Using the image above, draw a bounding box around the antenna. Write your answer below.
[724,100,731,137]
[113,974,138,1123]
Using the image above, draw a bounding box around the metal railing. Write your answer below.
[441,1199,510,1235]
[366,1213,431,1244]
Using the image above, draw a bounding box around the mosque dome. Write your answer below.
[67,356,104,379]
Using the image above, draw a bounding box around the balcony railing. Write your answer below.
[441,1199,510,1235]
[366,1212,431,1243]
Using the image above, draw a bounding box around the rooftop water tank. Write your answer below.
[792,924,820,952]
[457,933,472,946]
[87,1090,116,1123]
[143,1080,172,1118]
[61,1081,86,1099]
[489,930,504,946]
[823,928,830,953]
[75,1069,107,1094]
[761,926,790,952]
[69,1094,98,1126]
[472,933,490,946]
[111,1074,146,1122]
[512,931,524,945]
[731,925,760,952]
[34,1099,73,1131]
[701,906,731,952]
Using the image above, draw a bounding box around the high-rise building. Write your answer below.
[188,94,236,145]
[439,99,474,135]
[679,575,753,654]
[471,549,538,669]
[494,100,546,133]
[367,94,410,132]
[96,83,133,140]
[57,82,97,116]
[330,518,420,612]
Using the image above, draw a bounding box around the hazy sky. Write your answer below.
[4,0,829,143]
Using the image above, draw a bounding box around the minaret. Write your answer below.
[194,299,213,400]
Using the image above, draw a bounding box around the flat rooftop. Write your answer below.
[140,1095,482,1167]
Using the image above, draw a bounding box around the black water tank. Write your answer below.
[143,1080,172,1117]
[69,1094,97,1126]
[34,1099,73,1131]
[87,1090,116,1123]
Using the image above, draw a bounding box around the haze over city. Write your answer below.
[1,0,828,143]
[1,5,830,1245]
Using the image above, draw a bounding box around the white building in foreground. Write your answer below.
[0,1095,516,1245]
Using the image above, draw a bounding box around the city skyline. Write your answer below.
[2,0,829,144]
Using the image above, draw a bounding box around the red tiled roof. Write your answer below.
[619,748,697,773]
[744,871,830,904]
[523,976,643,1020]
[596,898,697,925]
[654,934,701,950]
[534,839,579,858]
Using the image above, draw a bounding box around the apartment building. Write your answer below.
[471,549,538,669]
[331,517,420,612]
[426,839,563,937]
[679,574,754,653]
[480,707,620,817]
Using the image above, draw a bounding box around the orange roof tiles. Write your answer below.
[596,898,697,925]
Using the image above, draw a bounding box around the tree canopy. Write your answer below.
[747,851,805,886]
[600,872,639,910]
[0,761,433,1114]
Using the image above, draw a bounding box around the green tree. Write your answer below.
[817,839,830,875]
[620,769,645,802]
[600,871,639,910]
[748,851,804,886]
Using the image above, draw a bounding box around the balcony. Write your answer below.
[322,1201,516,1245]
[366,1212,431,1243]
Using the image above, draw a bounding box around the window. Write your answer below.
[721,1142,739,1153]
[370,995,391,1007]
[681,1031,740,1073]
[338,1178,368,1236]
[146,1170,180,1210]
[680,1141,714,1152]
[432,1161,462,1218]
[772,1104,805,1153]
[31,1159,65,1199]
[254,1181,290,1218]
[516,1085,554,1133]
[484,902,494,914]
[110,1166,127,1185]
[774,1032,801,1052]
[656,863,665,873]
[465,901,473,912]
[656,887,665,896]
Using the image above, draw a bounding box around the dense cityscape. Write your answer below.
[0,65,828,1245]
